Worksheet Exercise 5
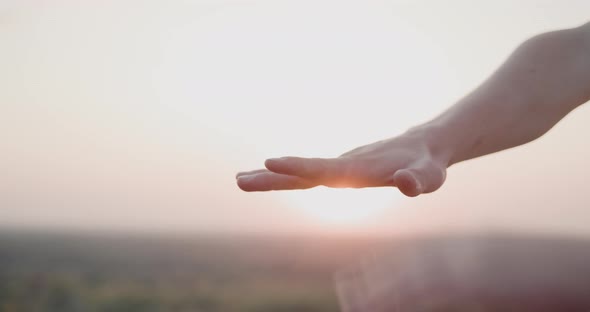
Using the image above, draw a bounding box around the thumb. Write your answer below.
[393,161,446,197]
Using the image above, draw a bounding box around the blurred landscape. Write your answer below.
[0,230,380,312]
[3,230,590,312]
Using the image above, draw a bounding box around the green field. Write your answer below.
[3,230,590,312]
[0,230,380,312]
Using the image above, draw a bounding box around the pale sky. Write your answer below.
[1,0,590,236]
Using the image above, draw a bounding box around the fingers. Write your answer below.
[393,162,446,197]
[236,171,317,191]
[239,156,448,195]
[265,157,352,182]
[235,169,268,179]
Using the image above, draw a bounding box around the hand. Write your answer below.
[236,129,451,197]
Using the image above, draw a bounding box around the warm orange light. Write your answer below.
[282,187,402,225]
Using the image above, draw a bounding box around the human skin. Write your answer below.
[236,22,590,197]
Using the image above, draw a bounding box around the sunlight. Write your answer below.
[282,187,403,225]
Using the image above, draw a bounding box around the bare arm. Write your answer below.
[236,22,590,197]
[429,22,590,166]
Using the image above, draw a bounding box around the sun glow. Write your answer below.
[282,187,403,225]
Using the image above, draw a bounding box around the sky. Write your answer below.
[1,0,590,236]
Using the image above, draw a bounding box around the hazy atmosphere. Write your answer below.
[2,0,590,236]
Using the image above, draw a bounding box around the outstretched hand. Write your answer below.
[237,23,590,198]
[236,130,451,197]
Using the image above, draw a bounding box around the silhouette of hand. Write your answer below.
[236,131,450,197]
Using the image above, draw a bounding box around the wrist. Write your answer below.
[405,121,458,168]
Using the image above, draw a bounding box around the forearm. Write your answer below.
[421,23,590,166]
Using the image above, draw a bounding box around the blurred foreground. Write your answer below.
[0,230,373,312]
[1,230,590,312]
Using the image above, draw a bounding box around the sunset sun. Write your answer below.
[282,187,403,225]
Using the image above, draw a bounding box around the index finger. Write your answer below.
[236,171,317,191]
[264,157,352,182]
